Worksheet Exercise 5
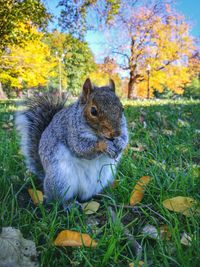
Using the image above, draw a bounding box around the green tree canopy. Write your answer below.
[0,0,50,50]
[44,31,96,95]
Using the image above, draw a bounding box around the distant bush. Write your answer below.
[183,77,200,99]
[154,87,178,99]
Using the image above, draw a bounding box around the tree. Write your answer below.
[45,31,96,95]
[0,0,50,50]
[105,1,194,98]
[58,0,122,39]
[0,27,56,96]
[89,57,123,96]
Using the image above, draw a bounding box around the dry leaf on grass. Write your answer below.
[54,230,97,247]
[162,129,173,136]
[130,176,151,206]
[2,122,13,130]
[129,260,144,267]
[131,146,145,152]
[163,196,200,216]
[28,188,43,205]
[0,227,38,267]
[110,179,119,189]
[82,201,100,214]
[181,232,192,246]
[142,225,159,239]
[159,225,171,240]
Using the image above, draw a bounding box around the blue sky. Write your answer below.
[43,0,200,58]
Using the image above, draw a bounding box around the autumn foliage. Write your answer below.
[106,1,195,98]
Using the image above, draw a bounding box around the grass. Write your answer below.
[0,98,200,266]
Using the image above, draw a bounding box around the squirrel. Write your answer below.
[15,78,128,206]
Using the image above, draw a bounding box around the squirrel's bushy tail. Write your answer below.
[15,93,67,178]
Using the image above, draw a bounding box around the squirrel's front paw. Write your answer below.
[113,137,125,153]
[105,140,119,159]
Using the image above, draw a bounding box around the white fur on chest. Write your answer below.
[56,144,119,201]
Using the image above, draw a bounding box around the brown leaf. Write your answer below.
[110,179,119,189]
[159,225,171,240]
[82,201,100,215]
[130,176,151,206]
[28,188,43,205]
[163,196,200,216]
[54,230,97,247]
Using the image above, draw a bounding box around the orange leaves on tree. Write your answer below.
[130,176,151,206]
[54,230,97,248]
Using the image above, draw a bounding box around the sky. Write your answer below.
[43,0,200,59]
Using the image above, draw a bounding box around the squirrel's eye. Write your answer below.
[91,106,98,116]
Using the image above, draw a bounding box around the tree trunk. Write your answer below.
[128,77,137,99]
[0,82,7,99]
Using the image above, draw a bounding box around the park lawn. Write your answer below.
[0,98,200,267]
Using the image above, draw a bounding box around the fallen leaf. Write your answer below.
[163,196,200,216]
[177,119,189,127]
[181,232,192,246]
[28,188,43,205]
[111,179,119,189]
[82,201,100,215]
[131,142,147,153]
[130,176,151,206]
[0,227,38,266]
[142,225,159,239]
[159,225,171,240]
[54,230,97,247]
[129,260,144,267]
[130,121,137,130]
[2,122,13,130]
[162,129,173,136]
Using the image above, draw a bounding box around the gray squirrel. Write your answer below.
[15,78,128,205]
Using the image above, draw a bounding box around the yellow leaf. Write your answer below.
[28,188,43,205]
[54,230,97,247]
[130,176,151,206]
[82,201,100,215]
[163,196,200,216]
[129,260,144,267]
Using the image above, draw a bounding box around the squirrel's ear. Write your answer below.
[109,78,115,92]
[81,78,93,103]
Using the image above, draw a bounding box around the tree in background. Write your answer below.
[184,51,200,99]
[58,0,122,39]
[0,0,50,50]
[106,1,194,98]
[45,31,96,95]
[0,0,50,98]
[90,57,123,96]
[57,0,195,99]
[0,26,56,97]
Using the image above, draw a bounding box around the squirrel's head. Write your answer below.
[81,78,123,140]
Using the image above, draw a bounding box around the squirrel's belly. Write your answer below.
[55,144,119,201]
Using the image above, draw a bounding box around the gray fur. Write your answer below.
[16,84,128,205]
